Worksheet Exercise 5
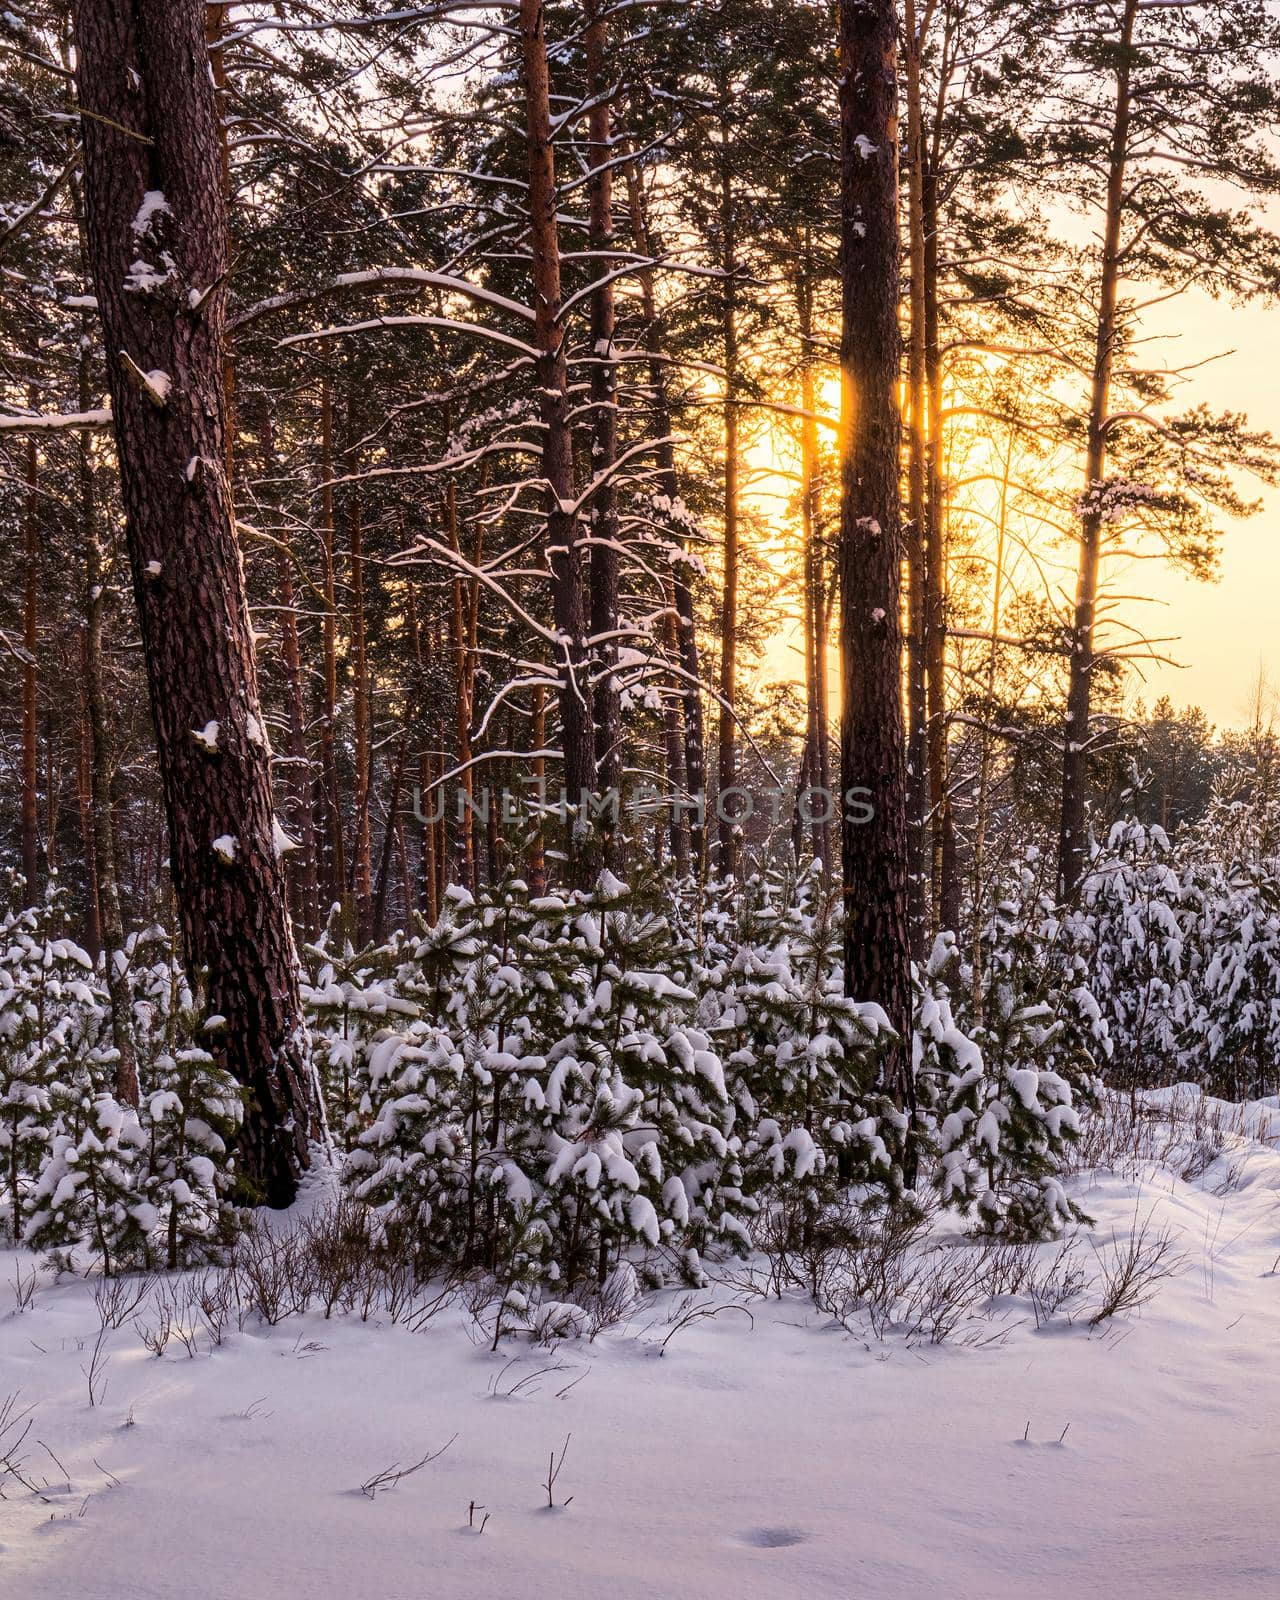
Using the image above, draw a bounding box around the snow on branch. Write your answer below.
[233,267,535,330]
[0,407,112,434]
[280,315,540,360]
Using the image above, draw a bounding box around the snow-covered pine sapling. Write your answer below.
[721,867,902,1238]
[1082,819,1196,1095]
[303,917,419,1149]
[538,871,739,1288]
[142,1002,243,1267]
[0,882,109,1240]
[344,1026,471,1277]
[24,1089,151,1278]
[924,862,1105,1239]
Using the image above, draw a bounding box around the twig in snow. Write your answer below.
[360,1434,457,1498]
[542,1433,573,1510]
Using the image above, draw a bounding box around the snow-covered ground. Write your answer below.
[3,1089,1280,1600]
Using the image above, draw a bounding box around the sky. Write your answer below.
[1125,290,1280,729]
[747,286,1280,734]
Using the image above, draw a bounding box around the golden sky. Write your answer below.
[1127,290,1280,729]
[747,289,1279,734]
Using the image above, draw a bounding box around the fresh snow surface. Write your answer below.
[4,1089,1280,1600]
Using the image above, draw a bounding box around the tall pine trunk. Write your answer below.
[317,376,347,917]
[74,0,316,1202]
[348,482,374,938]
[585,0,623,870]
[903,1,932,947]
[520,0,596,886]
[715,110,741,880]
[75,277,140,1107]
[796,238,831,870]
[623,146,701,876]
[922,143,958,933]
[837,0,914,1115]
[21,403,39,904]
[1058,0,1138,902]
[262,410,318,935]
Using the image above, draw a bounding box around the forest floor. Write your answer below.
[2,1088,1280,1600]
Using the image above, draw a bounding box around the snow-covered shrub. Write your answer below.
[302,917,420,1149]
[712,865,904,1225]
[141,1008,242,1268]
[1081,819,1198,1090]
[922,857,1106,1238]
[23,1091,152,1276]
[0,883,111,1242]
[330,867,912,1303]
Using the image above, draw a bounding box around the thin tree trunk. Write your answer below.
[837,0,914,1118]
[622,146,698,876]
[1059,0,1138,902]
[715,110,741,879]
[585,0,623,870]
[970,426,1014,1014]
[922,139,958,933]
[519,0,596,887]
[21,400,39,903]
[796,233,831,870]
[903,0,932,948]
[74,280,141,1106]
[528,685,548,895]
[76,670,101,957]
[74,0,315,1200]
[443,463,476,894]
[318,376,347,918]
[348,482,373,938]
[371,735,407,944]
[263,411,318,935]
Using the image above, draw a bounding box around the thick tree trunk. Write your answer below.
[74,0,316,1202]
[585,0,624,871]
[1058,0,1138,901]
[837,0,914,1115]
[519,0,596,887]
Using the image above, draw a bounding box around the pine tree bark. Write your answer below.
[348,482,374,938]
[622,146,701,876]
[903,1,932,947]
[1058,0,1138,901]
[715,107,741,880]
[796,239,831,870]
[73,0,316,1202]
[585,0,624,871]
[317,376,347,917]
[76,293,141,1107]
[837,0,914,1114]
[520,0,596,887]
[262,411,318,935]
[442,457,476,894]
[922,143,959,934]
[21,403,39,904]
